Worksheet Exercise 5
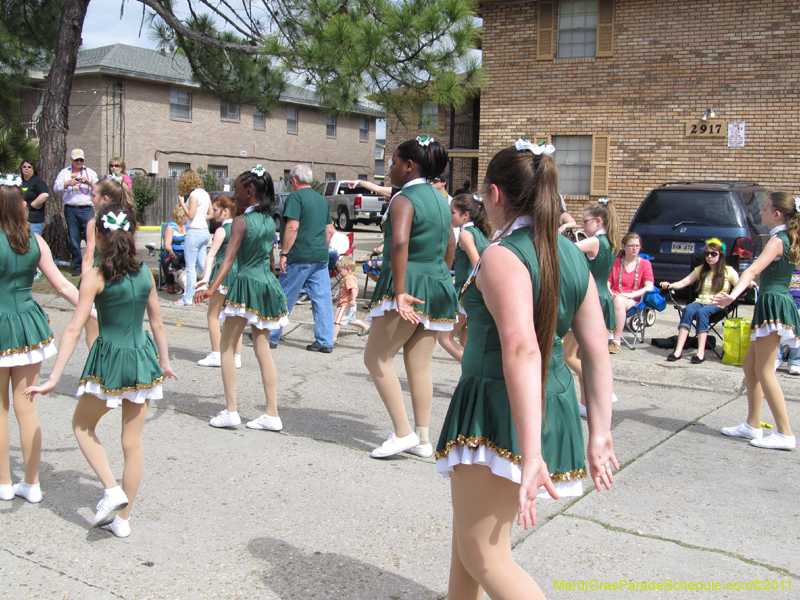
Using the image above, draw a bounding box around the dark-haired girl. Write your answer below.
[364,136,458,459]
[660,238,739,363]
[564,198,621,415]
[196,195,242,369]
[194,167,288,431]
[25,203,176,537]
[1,181,83,505]
[435,141,617,598]
[714,192,798,450]
[438,193,492,362]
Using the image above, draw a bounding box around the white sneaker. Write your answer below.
[789,364,800,376]
[750,433,796,450]
[101,515,131,538]
[775,358,784,371]
[246,414,283,431]
[92,487,128,527]
[371,432,420,458]
[235,354,242,369]
[611,393,619,403]
[198,353,221,367]
[209,409,241,428]
[404,443,433,458]
[0,483,15,501]
[721,422,763,440]
[12,482,42,503]
[579,403,587,419]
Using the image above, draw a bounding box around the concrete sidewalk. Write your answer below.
[1,288,798,599]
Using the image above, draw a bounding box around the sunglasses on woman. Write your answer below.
[109,163,121,168]
[704,251,719,257]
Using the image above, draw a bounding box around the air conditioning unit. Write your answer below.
[240,150,247,156]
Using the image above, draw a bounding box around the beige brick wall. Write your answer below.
[480,0,800,228]
[60,75,376,186]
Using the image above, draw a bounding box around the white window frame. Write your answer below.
[359,118,369,141]
[326,114,337,138]
[420,101,439,130]
[553,135,593,196]
[170,90,191,120]
[220,100,240,121]
[287,106,298,133]
[557,0,598,59]
[253,106,265,129]
[168,162,191,178]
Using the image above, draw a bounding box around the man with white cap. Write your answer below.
[53,149,98,275]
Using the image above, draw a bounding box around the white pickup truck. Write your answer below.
[315,180,387,231]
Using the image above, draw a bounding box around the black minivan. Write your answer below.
[629,181,770,283]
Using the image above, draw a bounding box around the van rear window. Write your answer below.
[636,190,742,227]
[336,184,374,195]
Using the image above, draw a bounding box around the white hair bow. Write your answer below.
[101,211,131,232]
[107,173,123,183]
[0,174,22,187]
[250,165,266,178]
[416,135,433,147]
[514,138,556,155]
[795,197,800,213]
[598,197,610,205]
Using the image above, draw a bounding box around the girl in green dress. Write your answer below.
[438,193,492,362]
[434,142,618,599]
[715,191,798,450]
[1,182,83,505]
[25,203,177,537]
[563,198,621,416]
[364,137,458,459]
[196,195,243,369]
[194,168,288,431]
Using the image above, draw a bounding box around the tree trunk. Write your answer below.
[39,0,91,262]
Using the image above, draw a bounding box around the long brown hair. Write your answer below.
[584,199,621,253]
[696,241,728,295]
[94,178,134,210]
[484,146,560,408]
[95,203,142,282]
[0,186,31,254]
[769,191,800,265]
[451,193,493,240]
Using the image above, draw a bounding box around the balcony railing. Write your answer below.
[450,122,479,150]
[18,113,40,139]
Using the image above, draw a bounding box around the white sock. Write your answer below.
[415,426,429,444]
[235,354,241,359]
[210,351,220,359]
[105,485,122,496]
[744,422,761,431]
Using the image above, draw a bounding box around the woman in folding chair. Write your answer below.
[608,233,654,353]
[714,191,798,451]
[660,238,739,363]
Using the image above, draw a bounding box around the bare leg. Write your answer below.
[251,327,279,417]
[752,335,793,435]
[742,341,763,429]
[220,317,248,412]
[363,312,420,438]
[403,325,438,428]
[0,368,9,485]
[612,297,636,342]
[207,292,225,353]
[333,322,341,341]
[438,313,466,363]
[11,364,43,485]
[563,332,585,405]
[351,319,370,332]
[72,395,116,489]
[449,525,484,600]
[450,465,546,600]
[117,399,150,520]
[695,331,709,360]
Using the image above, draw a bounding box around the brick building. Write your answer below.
[20,44,382,185]
[387,0,799,226]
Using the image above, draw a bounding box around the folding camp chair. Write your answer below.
[329,232,355,289]
[619,253,661,350]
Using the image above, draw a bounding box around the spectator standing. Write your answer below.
[107,157,132,190]
[608,233,654,353]
[176,169,212,306]
[20,160,49,236]
[270,164,336,352]
[332,255,369,343]
[453,180,471,196]
[775,266,800,374]
[53,149,98,276]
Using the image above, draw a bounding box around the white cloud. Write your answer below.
[81,0,158,50]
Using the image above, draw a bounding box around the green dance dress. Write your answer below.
[209,219,238,294]
[0,232,56,367]
[221,208,288,330]
[436,225,589,494]
[368,180,458,330]
[587,232,616,335]
[750,228,800,346]
[454,223,489,305]
[77,266,164,408]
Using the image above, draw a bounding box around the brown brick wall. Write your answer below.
[480,0,800,228]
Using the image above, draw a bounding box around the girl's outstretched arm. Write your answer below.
[195,215,247,303]
[715,236,783,305]
[197,227,226,287]
[35,233,83,308]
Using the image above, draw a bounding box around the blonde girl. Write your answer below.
[608,232,655,353]
[176,169,212,306]
[196,195,243,368]
[715,192,798,450]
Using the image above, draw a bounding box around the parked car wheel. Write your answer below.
[337,208,354,231]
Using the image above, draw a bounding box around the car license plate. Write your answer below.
[671,241,695,254]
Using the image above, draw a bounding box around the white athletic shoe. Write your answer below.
[775,357,784,371]
[246,414,283,431]
[404,443,433,458]
[750,433,796,450]
[235,354,242,369]
[579,403,587,419]
[789,364,800,376]
[101,515,131,538]
[0,483,15,501]
[198,353,221,367]
[12,482,42,504]
[92,487,128,527]
[209,409,241,428]
[371,432,420,458]
[721,422,763,440]
[612,393,619,403]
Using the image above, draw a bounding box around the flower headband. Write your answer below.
[416,135,433,147]
[107,173,123,183]
[794,197,800,213]
[102,211,131,232]
[514,138,556,155]
[598,197,610,205]
[705,237,727,253]
[0,174,22,187]
[250,165,266,178]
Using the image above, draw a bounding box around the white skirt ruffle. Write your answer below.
[0,341,56,368]
[220,306,288,330]
[367,299,454,332]
[77,380,163,409]
[435,444,584,499]
[751,323,800,347]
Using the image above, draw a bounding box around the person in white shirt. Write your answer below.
[52,149,98,275]
[176,169,212,306]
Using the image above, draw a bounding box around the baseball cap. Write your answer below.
[71,149,85,160]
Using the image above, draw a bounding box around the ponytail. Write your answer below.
[395,137,449,180]
[237,167,275,214]
[95,203,141,282]
[0,186,30,254]
[584,198,621,253]
[94,178,134,211]
[451,193,494,240]
[769,191,800,265]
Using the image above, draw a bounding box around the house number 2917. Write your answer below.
[685,120,727,137]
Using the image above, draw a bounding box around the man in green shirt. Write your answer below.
[270,165,336,352]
